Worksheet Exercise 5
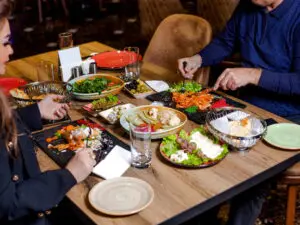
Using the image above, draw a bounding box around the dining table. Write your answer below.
[5,41,300,225]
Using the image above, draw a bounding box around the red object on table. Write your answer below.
[211,98,228,109]
[92,51,142,69]
[0,77,27,96]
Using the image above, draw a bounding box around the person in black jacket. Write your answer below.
[0,1,96,224]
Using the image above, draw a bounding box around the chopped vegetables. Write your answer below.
[91,94,119,110]
[172,91,214,110]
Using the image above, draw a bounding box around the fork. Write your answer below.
[86,126,92,148]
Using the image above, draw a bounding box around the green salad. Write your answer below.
[160,126,228,167]
[73,77,109,94]
[169,80,202,93]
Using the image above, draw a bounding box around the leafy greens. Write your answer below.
[169,81,202,93]
[73,77,109,94]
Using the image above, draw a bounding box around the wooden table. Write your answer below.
[6,42,300,225]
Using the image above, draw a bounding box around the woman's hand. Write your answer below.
[178,54,202,79]
[66,148,96,183]
[37,95,70,120]
[213,68,262,91]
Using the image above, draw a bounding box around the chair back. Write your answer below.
[143,14,212,85]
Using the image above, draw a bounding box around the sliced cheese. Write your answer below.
[190,132,223,159]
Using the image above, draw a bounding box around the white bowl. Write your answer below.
[120,105,187,139]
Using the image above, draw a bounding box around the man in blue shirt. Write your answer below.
[178,0,300,123]
[178,0,299,224]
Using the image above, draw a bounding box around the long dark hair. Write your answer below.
[0,0,17,157]
[0,0,11,23]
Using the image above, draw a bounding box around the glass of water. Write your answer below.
[129,122,152,168]
[36,61,56,81]
[123,46,140,81]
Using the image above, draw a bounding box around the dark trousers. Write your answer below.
[184,182,270,225]
[226,183,269,225]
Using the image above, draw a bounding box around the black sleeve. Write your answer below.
[16,104,43,131]
[0,145,77,221]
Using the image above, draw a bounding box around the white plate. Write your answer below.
[88,177,154,216]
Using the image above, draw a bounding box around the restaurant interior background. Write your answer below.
[7,0,300,225]
[10,0,197,60]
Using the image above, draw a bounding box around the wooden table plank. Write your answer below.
[6,41,300,225]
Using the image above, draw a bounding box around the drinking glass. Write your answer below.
[129,122,152,168]
[123,47,140,81]
[36,61,56,81]
[58,32,73,49]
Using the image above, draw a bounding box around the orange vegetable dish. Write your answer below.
[47,125,89,151]
[172,89,214,111]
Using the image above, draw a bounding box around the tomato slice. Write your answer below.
[76,119,105,130]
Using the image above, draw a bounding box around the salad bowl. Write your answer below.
[68,73,125,100]
[120,105,187,139]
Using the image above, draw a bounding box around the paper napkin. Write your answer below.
[145,80,169,92]
[58,47,82,82]
[92,145,131,179]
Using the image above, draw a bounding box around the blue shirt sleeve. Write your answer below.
[258,25,300,96]
[198,3,242,66]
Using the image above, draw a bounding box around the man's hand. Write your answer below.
[37,95,70,120]
[178,54,202,79]
[213,68,262,91]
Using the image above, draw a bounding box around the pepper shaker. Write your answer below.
[71,66,81,79]
[89,62,97,74]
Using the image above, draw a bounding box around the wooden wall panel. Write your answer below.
[138,0,184,40]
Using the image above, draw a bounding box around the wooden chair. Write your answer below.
[281,163,300,225]
[143,14,212,85]
[138,0,184,41]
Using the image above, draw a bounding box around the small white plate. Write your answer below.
[88,177,154,216]
[99,103,136,124]
[145,80,169,92]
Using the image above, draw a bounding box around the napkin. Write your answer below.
[92,145,131,179]
[145,80,169,92]
[58,47,82,82]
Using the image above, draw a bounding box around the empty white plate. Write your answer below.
[88,177,154,216]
